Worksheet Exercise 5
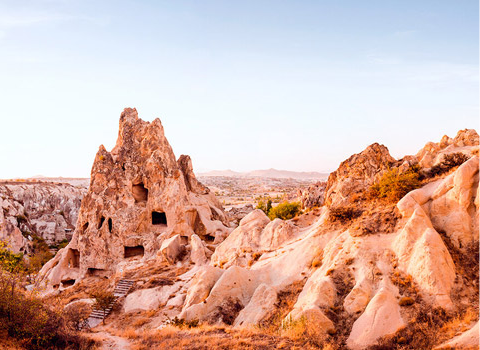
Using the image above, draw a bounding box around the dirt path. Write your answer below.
[96,331,131,350]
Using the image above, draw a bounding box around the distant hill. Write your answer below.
[198,168,329,180]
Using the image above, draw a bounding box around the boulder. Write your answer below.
[233,283,277,327]
[182,265,224,310]
[160,234,185,264]
[347,288,405,349]
[190,234,208,265]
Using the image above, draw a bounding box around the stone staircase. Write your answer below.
[87,279,135,328]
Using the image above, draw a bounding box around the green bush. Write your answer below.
[369,166,421,202]
[268,201,301,220]
[256,199,272,215]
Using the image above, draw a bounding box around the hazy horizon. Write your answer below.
[0,1,478,178]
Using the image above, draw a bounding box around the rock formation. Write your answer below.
[178,130,479,349]
[298,181,327,209]
[35,116,478,350]
[324,143,396,207]
[416,129,479,169]
[0,181,86,253]
[37,108,231,291]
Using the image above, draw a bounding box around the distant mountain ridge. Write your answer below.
[198,168,329,180]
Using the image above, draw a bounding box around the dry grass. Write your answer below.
[258,280,306,335]
[130,325,327,350]
[323,268,357,348]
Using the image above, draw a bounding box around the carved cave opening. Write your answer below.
[61,279,76,288]
[68,248,80,268]
[82,222,89,231]
[124,245,145,258]
[87,268,107,278]
[205,234,215,242]
[152,211,167,226]
[98,216,105,229]
[108,218,113,233]
[132,182,148,203]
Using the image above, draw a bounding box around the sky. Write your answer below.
[0,0,478,178]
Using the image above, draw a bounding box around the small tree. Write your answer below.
[90,290,116,324]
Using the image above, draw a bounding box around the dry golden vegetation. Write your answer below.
[128,325,330,350]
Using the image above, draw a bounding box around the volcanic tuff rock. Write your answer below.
[35,121,479,349]
[0,182,85,253]
[299,181,327,209]
[180,131,479,349]
[324,143,396,207]
[416,129,479,169]
[37,108,231,291]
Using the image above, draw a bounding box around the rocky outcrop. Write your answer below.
[32,119,478,350]
[324,143,396,207]
[0,182,86,253]
[225,204,255,226]
[298,181,326,209]
[178,130,478,349]
[37,108,231,291]
[416,129,479,169]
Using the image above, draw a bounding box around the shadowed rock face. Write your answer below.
[38,108,230,290]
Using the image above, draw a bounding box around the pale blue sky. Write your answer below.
[0,0,478,178]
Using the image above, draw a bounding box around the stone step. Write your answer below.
[89,314,104,319]
[87,279,135,326]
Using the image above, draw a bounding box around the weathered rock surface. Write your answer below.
[324,143,396,207]
[233,283,277,327]
[416,129,479,169]
[0,182,86,253]
[347,288,405,349]
[38,108,231,291]
[33,117,478,350]
[298,181,326,209]
[434,321,479,350]
[179,130,478,349]
[225,204,255,226]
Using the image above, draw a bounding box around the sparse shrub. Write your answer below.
[208,297,243,325]
[165,316,199,329]
[268,201,301,220]
[0,244,95,349]
[369,166,421,202]
[398,296,415,306]
[311,250,323,268]
[90,290,116,324]
[328,206,362,223]
[427,152,470,178]
[256,198,272,215]
[252,252,262,261]
[64,302,91,331]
